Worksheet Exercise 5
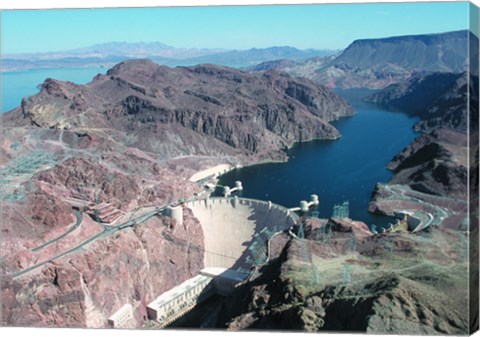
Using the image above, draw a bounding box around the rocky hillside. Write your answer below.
[4,59,354,161]
[2,210,205,327]
[386,129,469,198]
[364,72,478,132]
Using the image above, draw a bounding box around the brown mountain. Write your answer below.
[5,59,354,161]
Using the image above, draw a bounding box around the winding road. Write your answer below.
[380,184,454,231]
[10,207,165,279]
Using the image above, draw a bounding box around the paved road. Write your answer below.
[389,185,451,225]
[381,184,452,230]
[10,207,165,279]
[411,211,434,233]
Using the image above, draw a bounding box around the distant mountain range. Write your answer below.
[7,41,224,60]
[179,46,332,67]
[2,42,337,71]
[4,30,476,91]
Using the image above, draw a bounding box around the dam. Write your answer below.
[141,197,298,328]
[185,196,298,270]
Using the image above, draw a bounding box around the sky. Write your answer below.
[0,1,474,54]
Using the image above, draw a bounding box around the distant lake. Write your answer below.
[1,67,106,113]
[216,89,420,228]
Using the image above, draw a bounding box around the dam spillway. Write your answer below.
[185,197,297,269]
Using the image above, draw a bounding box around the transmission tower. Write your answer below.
[349,231,357,253]
[298,223,305,239]
[342,264,352,285]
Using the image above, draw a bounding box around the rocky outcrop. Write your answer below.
[35,158,140,210]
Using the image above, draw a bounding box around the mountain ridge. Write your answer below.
[3,59,355,160]
[3,43,336,71]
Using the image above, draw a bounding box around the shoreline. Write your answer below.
[191,132,347,184]
[189,164,234,182]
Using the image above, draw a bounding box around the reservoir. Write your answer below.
[216,89,419,228]
[2,67,418,227]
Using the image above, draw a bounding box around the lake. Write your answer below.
[216,89,419,228]
[2,67,418,227]
[1,67,107,113]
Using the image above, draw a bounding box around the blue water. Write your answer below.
[216,89,419,227]
[1,67,106,113]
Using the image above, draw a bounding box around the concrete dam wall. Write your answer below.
[185,197,297,269]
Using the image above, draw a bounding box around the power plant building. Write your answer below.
[146,273,214,323]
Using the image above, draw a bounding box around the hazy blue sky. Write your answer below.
[1,2,471,54]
